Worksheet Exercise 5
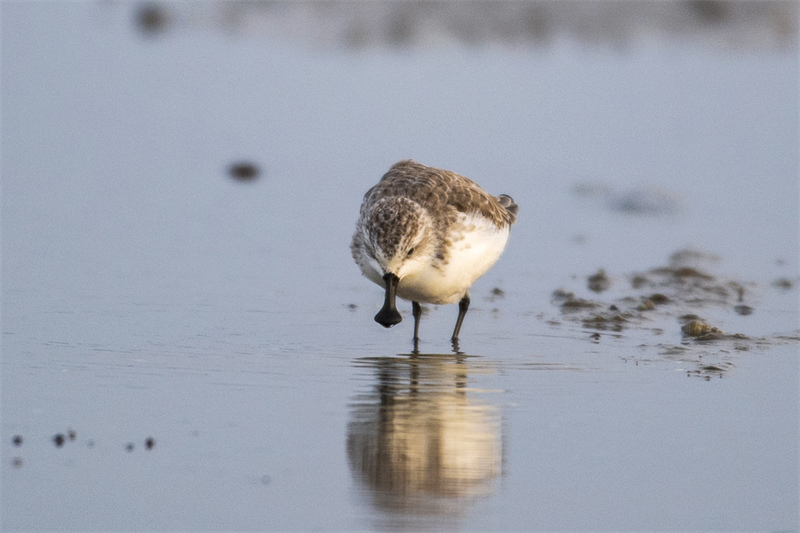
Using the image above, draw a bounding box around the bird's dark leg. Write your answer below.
[451,292,470,346]
[412,301,421,353]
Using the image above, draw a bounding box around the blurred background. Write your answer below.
[132,1,796,49]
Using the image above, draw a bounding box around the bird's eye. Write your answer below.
[406,247,415,257]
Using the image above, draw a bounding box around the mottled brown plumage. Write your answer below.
[365,160,517,228]
[351,160,518,350]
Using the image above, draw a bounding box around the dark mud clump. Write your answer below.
[12,435,23,447]
[553,289,600,312]
[551,288,574,302]
[637,293,670,311]
[687,361,737,381]
[649,293,670,304]
[560,297,598,312]
[772,277,794,290]
[135,3,172,35]
[486,287,506,303]
[549,248,793,377]
[587,269,611,293]
[228,161,261,182]
[630,251,751,309]
[582,311,631,332]
[52,429,78,448]
[651,266,715,280]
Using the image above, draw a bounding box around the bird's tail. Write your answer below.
[497,194,519,224]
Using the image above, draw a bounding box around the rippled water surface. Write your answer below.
[2,3,798,531]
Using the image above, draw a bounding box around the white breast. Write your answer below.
[397,212,510,305]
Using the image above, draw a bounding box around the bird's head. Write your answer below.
[359,196,436,327]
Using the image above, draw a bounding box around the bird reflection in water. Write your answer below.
[347,353,503,520]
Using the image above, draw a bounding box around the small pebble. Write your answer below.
[228,161,260,182]
[53,434,65,447]
[681,319,722,337]
[145,437,155,450]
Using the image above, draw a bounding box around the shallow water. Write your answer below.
[2,3,798,531]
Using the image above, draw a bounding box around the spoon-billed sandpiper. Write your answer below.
[351,160,518,350]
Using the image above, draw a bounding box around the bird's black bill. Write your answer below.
[375,273,402,328]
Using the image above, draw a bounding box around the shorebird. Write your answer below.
[351,160,518,350]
